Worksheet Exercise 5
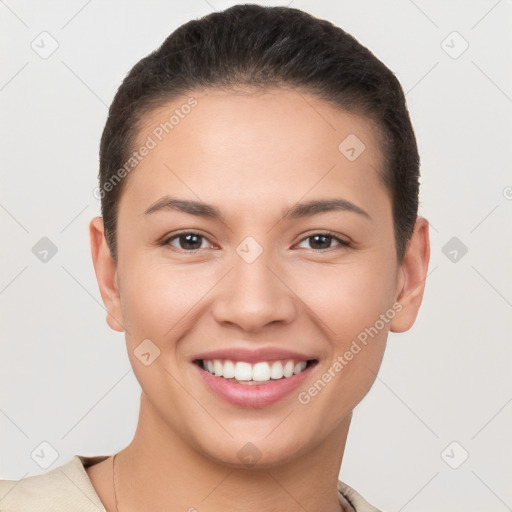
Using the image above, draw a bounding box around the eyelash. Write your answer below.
[160,230,351,253]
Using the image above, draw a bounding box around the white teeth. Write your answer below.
[270,361,284,379]
[293,361,307,375]
[283,360,294,378]
[201,358,310,382]
[234,361,252,381]
[223,360,235,379]
[252,362,271,381]
[213,360,223,376]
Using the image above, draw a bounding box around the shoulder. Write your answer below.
[0,455,108,512]
[338,479,384,512]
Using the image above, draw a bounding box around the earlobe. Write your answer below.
[89,217,125,333]
[390,217,430,333]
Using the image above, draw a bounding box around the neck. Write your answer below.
[114,393,353,512]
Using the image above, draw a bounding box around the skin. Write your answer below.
[88,87,430,512]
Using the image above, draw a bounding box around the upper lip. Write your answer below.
[192,347,316,364]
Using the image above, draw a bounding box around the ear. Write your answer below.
[390,217,430,333]
[89,217,125,332]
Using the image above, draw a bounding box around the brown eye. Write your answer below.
[296,233,350,251]
[165,232,210,251]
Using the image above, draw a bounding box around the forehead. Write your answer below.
[120,87,388,219]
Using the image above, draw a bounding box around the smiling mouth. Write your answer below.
[194,358,318,385]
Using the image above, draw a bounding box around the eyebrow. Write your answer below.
[143,195,370,221]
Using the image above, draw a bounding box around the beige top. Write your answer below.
[0,455,382,511]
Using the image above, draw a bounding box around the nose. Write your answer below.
[211,243,298,333]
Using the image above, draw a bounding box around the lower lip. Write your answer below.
[195,362,315,408]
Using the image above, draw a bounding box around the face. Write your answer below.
[91,87,426,468]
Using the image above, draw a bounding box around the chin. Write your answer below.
[193,427,315,471]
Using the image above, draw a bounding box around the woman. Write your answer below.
[0,4,429,511]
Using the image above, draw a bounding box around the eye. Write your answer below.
[161,230,350,253]
[295,232,351,251]
[163,231,213,252]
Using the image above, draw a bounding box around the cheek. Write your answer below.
[293,266,392,415]
[118,259,217,345]
[293,259,397,340]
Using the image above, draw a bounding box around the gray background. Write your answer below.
[1,1,511,510]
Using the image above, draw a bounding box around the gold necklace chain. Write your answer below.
[112,453,120,512]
